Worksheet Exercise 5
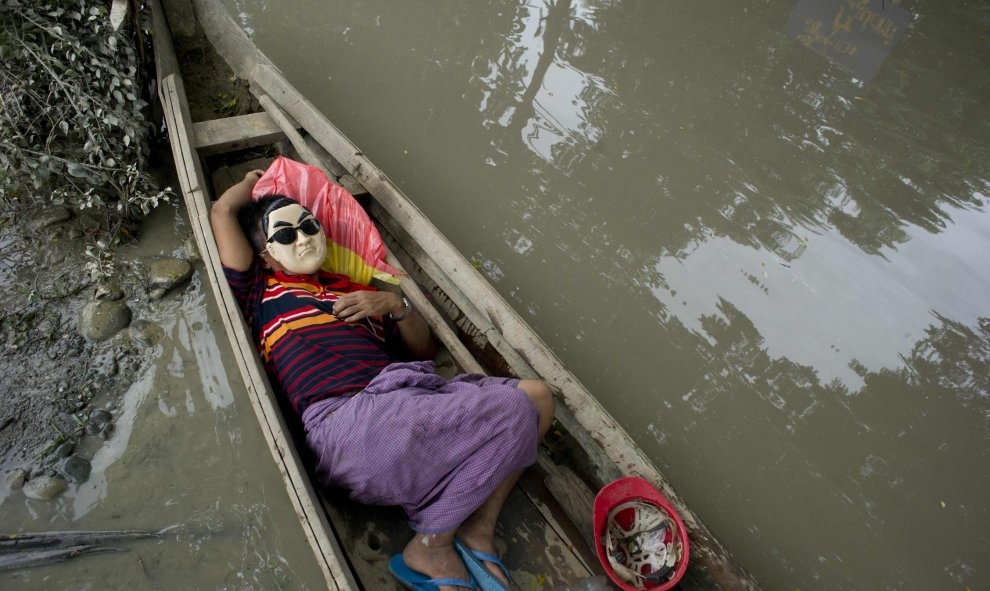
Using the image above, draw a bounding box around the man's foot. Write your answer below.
[456,521,510,588]
[400,535,475,591]
[452,535,511,590]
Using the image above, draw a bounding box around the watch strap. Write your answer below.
[389,296,412,321]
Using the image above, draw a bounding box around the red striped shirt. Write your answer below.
[224,260,397,415]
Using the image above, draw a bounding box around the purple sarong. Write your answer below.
[302,360,539,533]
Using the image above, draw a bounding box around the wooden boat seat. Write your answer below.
[192,111,289,156]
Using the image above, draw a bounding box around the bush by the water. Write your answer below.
[0,0,171,276]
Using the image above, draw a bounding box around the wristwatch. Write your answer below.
[389,296,412,321]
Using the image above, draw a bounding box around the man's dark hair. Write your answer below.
[236,193,298,253]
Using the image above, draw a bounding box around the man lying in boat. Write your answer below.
[211,168,554,591]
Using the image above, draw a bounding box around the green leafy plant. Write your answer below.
[0,1,171,225]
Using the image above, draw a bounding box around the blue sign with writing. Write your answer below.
[784,0,911,83]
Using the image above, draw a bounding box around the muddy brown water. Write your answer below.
[0,203,325,589]
[224,0,990,589]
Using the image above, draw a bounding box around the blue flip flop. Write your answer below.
[452,538,512,591]
[388,554,479,591]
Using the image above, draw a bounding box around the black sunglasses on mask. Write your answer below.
[266,217,322,245]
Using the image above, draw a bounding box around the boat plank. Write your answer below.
[257,95,339,184]
[319,486,592,591]
[539,456,598,558]
[191,111,287,155]
[302,135,369,197]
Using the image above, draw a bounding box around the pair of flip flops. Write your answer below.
[388,539,511,591]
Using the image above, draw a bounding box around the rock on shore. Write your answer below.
[23,475,68,500]
[79,299,132,342]
[148,258,194,299]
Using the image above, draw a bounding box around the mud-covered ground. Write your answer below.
[0,158,192,498]
[0,28,257,501]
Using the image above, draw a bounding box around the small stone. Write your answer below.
[61,456,92,483]
[77,213,103,231]
[54,441,74,458]
[5,468,28,490]
[129,319,165,348]
[89,409,112,426]
[65,336,85,357]
[37,206,72,228]
[79,299,132,342]
[183,234,201,261]
[94,282,125,301]
[23,475,68,500]
[148,258,193,298]
[85,424,100,436]
[100,423,114,440]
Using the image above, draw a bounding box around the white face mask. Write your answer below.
[263,204,327,275]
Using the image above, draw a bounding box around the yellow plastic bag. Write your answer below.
[252,157,400,285]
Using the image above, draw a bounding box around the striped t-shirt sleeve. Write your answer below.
[222,259,265,329]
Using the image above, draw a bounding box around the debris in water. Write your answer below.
[0,544,122,571]
[0,526,179,571]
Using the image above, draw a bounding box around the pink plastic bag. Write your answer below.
[252,157,400,285]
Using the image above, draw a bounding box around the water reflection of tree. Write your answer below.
[693,299,990,426]
[680,299,990,586]
[687,298,990,551]
[899,314,990,407]
[691,297,990,521]
[473,0,989,269]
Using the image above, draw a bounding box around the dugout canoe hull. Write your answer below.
[151,0,760,589]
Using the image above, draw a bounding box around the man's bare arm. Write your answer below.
[210,170,264,271]
[333,290,437,360]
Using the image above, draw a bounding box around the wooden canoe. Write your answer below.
[151,0,759,589]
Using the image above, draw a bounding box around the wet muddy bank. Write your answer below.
[0,13,325,586]
[0,1,259,511]
[0,157,196,505]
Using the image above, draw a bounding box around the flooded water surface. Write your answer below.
[226,0,990,589]
[0,203,324,589]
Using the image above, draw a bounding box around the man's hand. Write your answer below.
[335,289,436,360]
[244,169,265,188]
[332,291,402,322]
[211,169,267,271]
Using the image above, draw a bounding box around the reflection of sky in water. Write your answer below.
[653,201,990,391]
[75,291,234,519]
[522,62,606,161]
[477,0,607,164]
